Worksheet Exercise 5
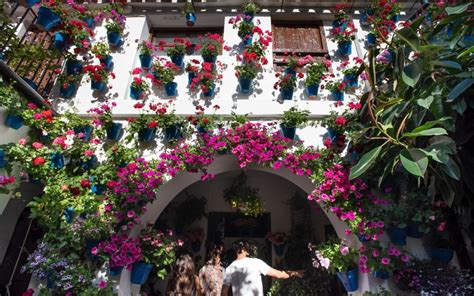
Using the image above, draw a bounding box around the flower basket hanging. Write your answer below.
[224,172,264,217]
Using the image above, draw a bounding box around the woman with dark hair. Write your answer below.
[167,254,202,296]
[199,242,225,296]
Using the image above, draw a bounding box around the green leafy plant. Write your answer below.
[91,42,111,59]
[243,1,261,15]
[139,227,178,279]
[308,239,358,274]
[224,173,264,217]
[138,40,154,56]
[181,2,195,16]
[166,40,187,57]
[236,21,255,39]
[105,20,124,34]
[235,63,258,80]
[274,73,296,91]
[281,107,310,128]
[304,61,327,86]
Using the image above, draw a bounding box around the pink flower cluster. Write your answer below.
[97,233,141,269]
[358,244,410,273]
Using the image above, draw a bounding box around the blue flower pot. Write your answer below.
[202,55,217,63]
[107,122,123,140]
[239,77,252,93]
[66,59,82,75]
[274,244,286,256]
[367,33,377,46]
[171,54,184,68]
[244,12,254,22]
[60,83,76,98]
[391,14,400,22]
[164,125,181,141]
[406,223,423,239]
[74,125,93,142]
[165,82,178,97]
[373,270,389,280]
[203,86,215,97]
[110,266,123,277]
[326,128,338,142]
[357,234,370,242]
[82,155,98,170]
[280,124,296,140]
[5,114,24,129]
[131,262,153,285]
[91,80,107,92]
[83,17,94,28]
[388,226,407,245]
[140,54,152,69]
[50,153,64,169]
[191,241,202,253]
[107,32,122,47]
[360,11,370,26]
[331,91,344,101]
[188,72,197,85]
[196,125,208,134]
[100,55,113,70]
[138,128,156,142]
[429,247,454,264]
[91,184,105,195]
[26,0,40,7]
[332,19,347,29]
[53,32,69,52]
[130,86,143,99]
[36,7,61,31]
[281,89,293,100]
[22,77,37,90]
[284,68,296,78]
[337,41,352,56]
[305,83,319,96]
[337,268,358,292]
[0,149,6,168]
[186,12,196,27]
[464,34,474,47]
[343,73,358,87]
[63,207,74,223]
[242,35,253,46]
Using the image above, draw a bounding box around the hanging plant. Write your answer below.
[224,172,264,216]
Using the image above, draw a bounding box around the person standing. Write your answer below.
[199,242,225,295]
[221,241,304,296]
[167,254,202,296]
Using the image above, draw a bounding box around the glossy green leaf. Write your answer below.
[396,27,419,50]
[440,157,461,180]
[447,79,474,102]
[400,149,428,177]
[402,62,421,87]
[417,96,434,109]
[403,128,447,138]
[349,146,383,179]
[429,60,462,70]
[445,3,470,15]
[458,45,474,59]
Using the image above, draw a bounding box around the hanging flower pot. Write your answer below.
[284,68,297,78]
[188,72,197,85]
[109,266,123,277]
[281,88,294,101]
[91,79,107,92]
[186,12,196,27]
[107,122,123,140]
[99,55,113,70]
[81,155,98,170]
[165,82,178,97]
[336,268,358,292]
[367,33,377,46]
[5,114,24,129]
[357,234,370,242]
[63,207,74,223]
[343,73,358,87]
[360,9,374,26]
[280,124,296,140]
[406,223,423,238]
[202,55,217,64]
[273,244,285,256]
[107,32,122,47]
[0,149,6,168]
[196,125,209,134]
[130,262,153,285]
[22,0,41,7]
[305,83,319,97]
[164,125,182,141]
[35,6,62,31]
[326,128,338,143]
[139,54,152,69]
[337,41,352,56]
[83,17,94,28]
[372,270,390,280]
[203,85,215,97]
[244,12,255,22]
[130,85,143,100]
[53,32,69,52]
[242,35,253,46]
[239,77,252,93]
[66,59,82,75]
[59,83,76,98]
[138,128,156,142]
[332,18,347,29]
[91,184,105,195]
[331,90,344,101]
[191,241,202,253]
[74,125,93,142]
[428,247,454,264]
[391,14,400,22]
[170,54,185,68]
[388,226,407,246]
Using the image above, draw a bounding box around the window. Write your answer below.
[151,28,224,56]
[272,22,329,69]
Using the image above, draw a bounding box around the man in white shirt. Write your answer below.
[221,241,304,296]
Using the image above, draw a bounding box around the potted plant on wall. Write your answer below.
[274,73,297,101]
[310,240,359,292]
[185,60,200,85]
[35,0,64,31]
[83,64,112,92]
[235,63,257,93]
[97,234,141,277]
[157,62,181,97]
[325,81,346,101]
[126,114,159,143]
[330,21,356,56]
[0,82,25,129]
[166,39,187,68]
[138,40,154,69]
[342,65,361,88]
[266,232,288,256]
[130,68,151,100]
[280,107,310,140]
[235,20,255,46]
[201,33,222,63]
[384,198,409,246]
[223,173,264,217]
[332,3,350,28]
[157,112,184,141]
[181,1,196,27]
[358,243,410,280]
[105,20,124,47]
[190,62,219,97]
[304,61,327,97]
[242,1,261,22]
[92,42,113,70]
[57,73,80,98]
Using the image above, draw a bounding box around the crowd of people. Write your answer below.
[165,241,304,296]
